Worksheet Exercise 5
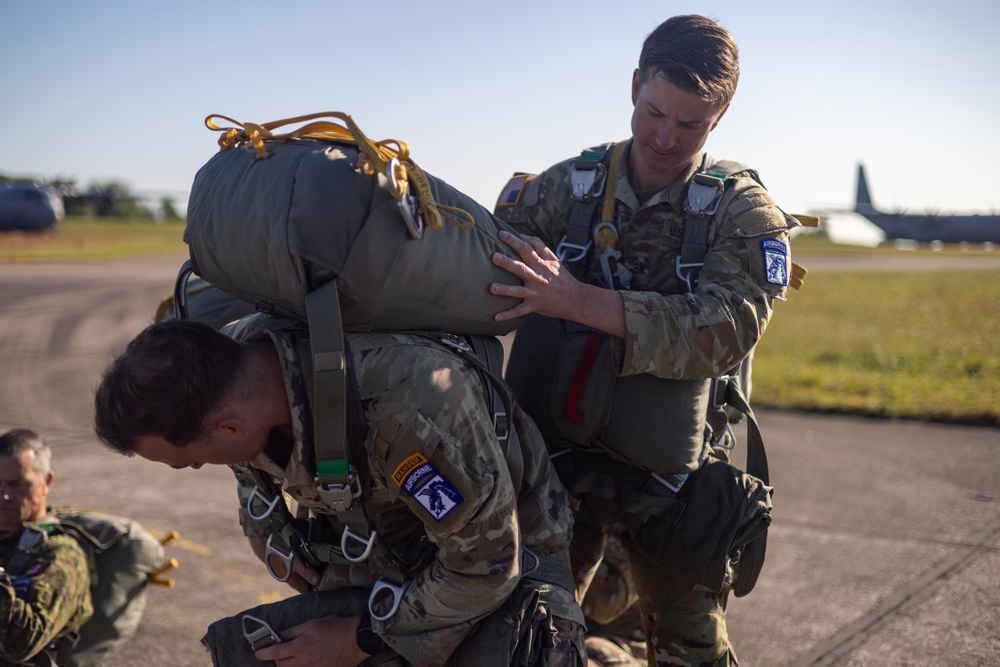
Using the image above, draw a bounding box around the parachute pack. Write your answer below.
[184,111,525,336]
[46,509,175,666]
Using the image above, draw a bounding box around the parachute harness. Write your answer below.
[206,112,475,233]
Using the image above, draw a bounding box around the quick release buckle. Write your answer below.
[569,161,607,201]
[315,467,362,513]
[684,172,726,217]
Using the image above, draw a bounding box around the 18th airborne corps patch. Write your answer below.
[392,453,464,521]
[761,238,789,286]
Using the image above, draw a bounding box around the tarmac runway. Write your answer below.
[1,252,997,666]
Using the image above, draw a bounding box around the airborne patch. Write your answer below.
[392,453,464,522]
[496,173,533,207]
[761,238,789,286]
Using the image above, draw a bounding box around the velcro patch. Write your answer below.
[761,239,789,286]
[496,174,533,207]
[392,453,465,522]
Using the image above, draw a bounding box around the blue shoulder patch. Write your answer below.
[761,238,789,286]
[393,453,464,522]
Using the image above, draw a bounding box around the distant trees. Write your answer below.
[0,172,183,220]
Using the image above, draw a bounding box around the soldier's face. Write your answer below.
[0,451,53,532]
[133,428,267,470]
[629,70,728,192]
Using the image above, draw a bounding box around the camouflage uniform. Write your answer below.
[0,519,93,666]
[495,141,797,667]
[227,320,586,667]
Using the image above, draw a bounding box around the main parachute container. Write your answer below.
[185,113,524,336]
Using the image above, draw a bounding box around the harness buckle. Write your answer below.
[316,468,362,513]
[569,163,607,201]
[341,526,378,563]
[263,533,295,582]
[712,423,738,450]
[246,485,281,521]
[369,577,408,622]
[684,172,726,217]
[675,257,704,294]
[555,237,593,264]
[711,375,734,409]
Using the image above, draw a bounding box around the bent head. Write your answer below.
[93,319,243,456]
[629,15,739,190]
[0,428,54,532]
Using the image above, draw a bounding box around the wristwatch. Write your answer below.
[356,612,386,656]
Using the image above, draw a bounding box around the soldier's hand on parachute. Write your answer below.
[491,231,627,338]
[253,614,367,667]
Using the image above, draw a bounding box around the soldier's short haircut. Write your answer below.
[94,319,244,455]
[0,427,52,476]
[638,14,740,109]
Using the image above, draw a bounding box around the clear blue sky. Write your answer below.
[3,0,999,218]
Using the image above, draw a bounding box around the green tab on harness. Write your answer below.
[316,459,350,477]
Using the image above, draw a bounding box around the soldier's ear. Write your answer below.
[43,470,54,492]
[711,104,730,131]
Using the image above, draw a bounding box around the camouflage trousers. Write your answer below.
[572,495,738,667]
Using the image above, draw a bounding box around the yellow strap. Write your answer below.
[600,141,628,225]
[204,113,475,231]
[792,213,821,228]
[790,261,807,291]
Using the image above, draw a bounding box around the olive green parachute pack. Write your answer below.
[184,111,525,336]
[22,509,174,666]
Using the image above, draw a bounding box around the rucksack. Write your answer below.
[46,509,170,666]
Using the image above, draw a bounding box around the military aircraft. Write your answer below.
[852,164,1000,244]
[0,182,63,231]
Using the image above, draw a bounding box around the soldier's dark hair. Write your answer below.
[0,428,51,475]
[93,319,244,455]
[638,15,740,108]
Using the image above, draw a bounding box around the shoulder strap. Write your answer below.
[556,144,616,277]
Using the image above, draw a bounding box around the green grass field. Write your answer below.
[3,218,998,426]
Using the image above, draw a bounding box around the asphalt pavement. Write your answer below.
[1,252,997,666]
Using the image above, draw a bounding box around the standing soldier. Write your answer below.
[1,428,93,666]
[490,15,795,666]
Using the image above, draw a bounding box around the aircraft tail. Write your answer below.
[854,164,875,214]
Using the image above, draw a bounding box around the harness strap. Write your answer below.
[677,170,727,293]
[557,146,613,273]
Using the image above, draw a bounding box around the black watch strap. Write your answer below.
[356,612,387,656]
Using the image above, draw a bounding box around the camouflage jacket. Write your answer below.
[0,519,94,665]
[495,140,799,380]
[226,320,577,666]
